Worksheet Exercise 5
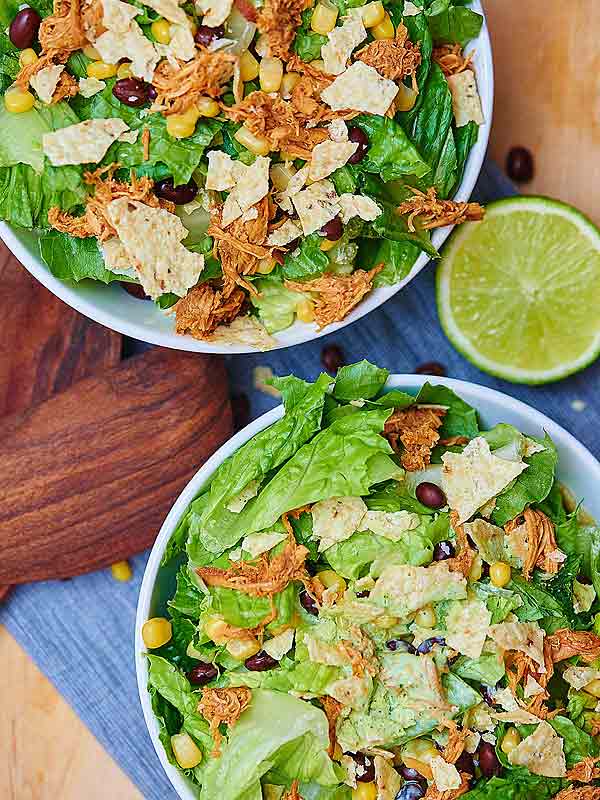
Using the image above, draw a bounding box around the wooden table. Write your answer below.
[1,1,598,797]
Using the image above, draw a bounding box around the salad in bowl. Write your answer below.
[1,0,489,350]
[137,361,600,800]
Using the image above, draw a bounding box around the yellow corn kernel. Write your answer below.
[203,614,230,645]
[280,149,297,162]
[490,561,511,588]
[333,742,343,761]
[171,732,203,769]
[311,1,338,35]
[371,12,394,39]
[83,44,101,60]
[87,60,118,79]
[584,679,600,699]
[226,636,261,660]
[316,569,346,593]
[414,605,436,628]
[309,59,326,72]
[259,56,284,93]
[166,106,200,139]
[469,553,484,582]
[151,18,172,44]
[4,86,35,113]
[352,783,377,800]
[234,124,270,155]
[395,82,418,112]
[142,617,173,649]
[320,237,338,251]
[117,62,133,79]
[402,738,438,765]
[257,257,276,274]
[361,0,385,27]
[296,298,315,323]
[280,71,300,99]
[19,48,38,68]
[196,96,220,117]
[270,162,296,191]
[239,49,260,82]
[110,560,132,582]
[402,756,433,780]
[500,727,521,755]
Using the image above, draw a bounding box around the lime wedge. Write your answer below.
[436,196,600,384]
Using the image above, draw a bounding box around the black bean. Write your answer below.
[433,540,455,561]
[321,343,345,374]
[195,23,225,47]
[121,281,149,299]
[399,765,425,782]
[455,750,475,775]
[155,177,198,205]
[9,7,41,49]
[356,590,370,598]
[320,215,343,241]
[299,589,319,616]
[350,752,375,783]
[415,361,446,376]
[245,650,279,671]
[112,77,152,107]
[415,482,446,509]
[416,636,446,655]
[480,685,496,707]
[148,85,158,100]
[347,126,369,164]
[187,662,218,685]
[478,741,503,778]
[506,146,534,183]
[395,781,426,800]
[386,639,416,654]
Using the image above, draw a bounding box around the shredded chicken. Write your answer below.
[396,187,485,231]
[256,0,311,60]
[383,405,446,471]
[355,23,421,86]
[224,90,330,159]
[281,505,313,537]
[439,436,470,447]
[81,0,105,40]
[504,508,561,580]
[320,696,343,757]
[48,165,171,241]
[566,756,600,784]
[340,628,378,679]
[447,512,476,578]
[282,781,303,800]
[142,128,151,161]
[441,721,470,764]
[424,772,471,800]
[52,69,79,102]
[152,49,236,115]
[545,629,600,665]
[198,687,252,757]
[196,536,310,597]
[432,44,473,77]
[284,265,383,330]
[209,197,272,295]
[554,789,600,800]
[174,283,246,340]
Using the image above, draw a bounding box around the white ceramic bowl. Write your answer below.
[1,5,493,353]
[135,374,600,799]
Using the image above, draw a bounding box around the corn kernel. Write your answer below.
[4,86,35,113]
[117,62,133,79]
[226,636,261,660]
[234,124,270,155]
[395,82,418,112]
[239,49,260,82]
[167,106,200,139]
[361,0,385,27]
[19,48,38,68]
[204,614,230,645]
[296,299,315,322]
[490,561,511,588]
[280,71,300,99]
[585,678,600,698]
[320,237,338,251]
[352,783,377,800]
[259,56,284,93]
[87,60,118,79]
[371,12,394,39]
[196,96,220,117]
[110,560,132,582]
[280,150,297,162]
[151,18,172,44]
[414,605,436,628]
[500,727,521,755]
[83,44,101,60]
[311,1,338,35]
[315,569,346,593]
[171,732,203,769]
[402,738,438,765]
[333,742,343,761]
[270,162,296,191]
[142,617,172,649]
[257,257,276,274]
[469,553,483,582]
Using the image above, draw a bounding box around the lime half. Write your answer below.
[436,196,600,384]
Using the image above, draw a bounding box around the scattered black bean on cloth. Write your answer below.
[506,146,535,183]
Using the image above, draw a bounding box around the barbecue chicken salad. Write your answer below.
[143,361,600,800]
[1,0,485,346]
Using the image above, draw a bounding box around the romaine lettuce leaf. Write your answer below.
[282,233,329,281]
[416,382,479,438]
[250,277,307,333]
[39,230,127,283]
[169,565,207,618]
[211,582,297,631]
[358,238,420,287]
[333,360,389,401]
[556,514,600,598]
[451,653,505,686]
[0,161,86,229]
[426,1,483,47]
[352,114,431,181]
[462,772,564,800]
[325,528,432,580]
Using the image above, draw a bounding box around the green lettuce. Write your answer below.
[556,513,600,597]
[169,565,206,618]
[325,528,432,580]
[250,278,307,333]
[462,772,564,800]
[333,360,389,401]
[352,114,431,181]
[454,121,478,190]
[451,653,505,686]
[416,382,479,438]
[293,8,327,61]
[400,11,433,123]
[211,582,297,631]
[358,238,420,287]
[39,230,129,283]
[282,233,328,281]
[426,1,483,47]
[508,554,581,625]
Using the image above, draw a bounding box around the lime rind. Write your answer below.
[436,196,600,385]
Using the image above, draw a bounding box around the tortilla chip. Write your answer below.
[508,721,566,777]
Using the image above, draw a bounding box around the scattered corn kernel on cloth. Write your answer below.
[3,161,600,800]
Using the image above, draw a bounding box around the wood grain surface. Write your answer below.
[2,1,599,798]
[0,347,232,584]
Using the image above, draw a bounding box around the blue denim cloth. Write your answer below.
[3,161,600,800]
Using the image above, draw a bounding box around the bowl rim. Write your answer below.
[135,374,600,800]
[0,1,493,354]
